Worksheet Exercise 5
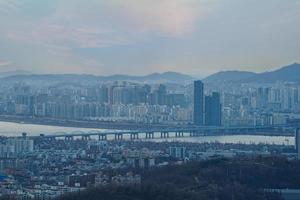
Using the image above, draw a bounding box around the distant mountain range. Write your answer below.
[203,71,257,83]
[203,63,300,84]
[1,63,299,84]
[246,63,300,83]
[0,70,31,78]
[0,71,194,84]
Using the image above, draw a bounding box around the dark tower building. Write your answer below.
[157,84,167,105]
[150,84,167,105]
[204,95,212,126]
[194,80,204,126]
[205,92,222,126]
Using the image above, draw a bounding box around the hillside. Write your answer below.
[246,63,300,83]
[203,63,300,84]
[1,63,299,85]
[0,70,31,78]
[203,70,256,83]
[53,156,300,200]
[0,71,193,84]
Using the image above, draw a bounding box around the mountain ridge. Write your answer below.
[0,71,194,84]
[0,70,32,78]
[203,63,300,84]
[245,63,300,83]
[1,63,299,84]
[203,70,257,83]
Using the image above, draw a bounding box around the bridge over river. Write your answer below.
[22,125,300,141]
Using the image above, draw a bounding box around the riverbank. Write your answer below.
[0,121,294,145]
[0,115,172,130]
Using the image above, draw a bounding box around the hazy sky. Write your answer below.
[0,0,299,76]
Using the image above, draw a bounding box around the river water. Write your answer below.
[0,121,295,145]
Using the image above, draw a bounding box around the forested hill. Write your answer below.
[204,63,300,84]
[57,156,300,200]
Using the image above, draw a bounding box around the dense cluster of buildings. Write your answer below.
[0,82,192,124]
[0,79,300,126]
[0,80,222,126]
[219,84,300,126]
[0,134,295,199]
[0,136,150,199]
[0,133,34,158]
[193,80,222,126]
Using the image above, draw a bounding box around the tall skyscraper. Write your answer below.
[211,92,222,126]
[205,92,222,126]
[204,95,212,126]
[150,84,167,105]
[194,80,204,126]
[157,84,167,105]
[295,128,300,159]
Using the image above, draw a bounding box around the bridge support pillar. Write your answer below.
[189,131,196,137]
[115,133,123,141]
[50,137,56,141]
[65,136,74,141]
[82,135,90,141]
[175,132,184,137]
[130,133,139,140]
[160,132,169,138]
[146,132,154,139]
[98,134,107,141]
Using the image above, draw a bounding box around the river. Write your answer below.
[0,121,295,145]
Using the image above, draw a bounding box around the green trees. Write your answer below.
[55,156,300,200]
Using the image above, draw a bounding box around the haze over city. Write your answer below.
[1,1,300,200]
[0,0,299,76]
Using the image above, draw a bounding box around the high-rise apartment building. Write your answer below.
[194,80,204,126]
[205,92,222,126]
[295,128,300,159]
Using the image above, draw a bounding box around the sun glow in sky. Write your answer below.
[0,0,299,76]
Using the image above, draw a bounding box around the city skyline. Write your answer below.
[0,0,299,76]
[1,1,300,199]
[0,62,299,80]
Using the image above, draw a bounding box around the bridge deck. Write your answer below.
[20,125,298,139]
